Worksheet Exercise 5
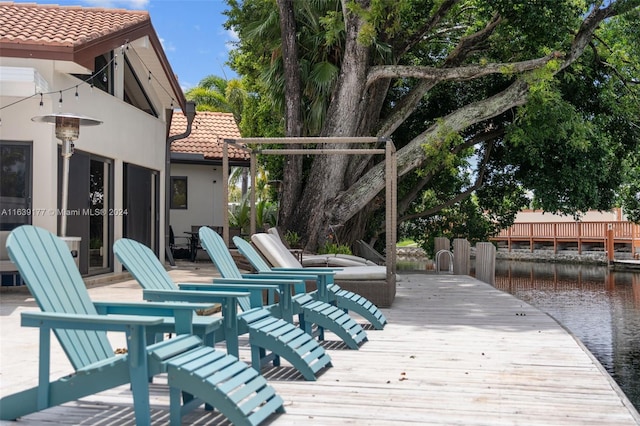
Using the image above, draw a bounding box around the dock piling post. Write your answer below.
[453,238,470,275]
[607,226,615,265]
[476,242,496,285]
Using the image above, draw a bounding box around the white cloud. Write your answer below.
[81,0,149,9]
[159,37,176,52]
[225,28,239,51]
[227,27,239,42]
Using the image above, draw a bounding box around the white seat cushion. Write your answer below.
[251,233,388,280]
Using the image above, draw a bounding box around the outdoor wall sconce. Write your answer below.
[31,113,102,237]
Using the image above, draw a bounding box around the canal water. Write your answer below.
[398,259,640,411]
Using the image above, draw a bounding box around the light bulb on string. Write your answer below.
[0,41,178,121]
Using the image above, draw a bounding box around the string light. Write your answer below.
[127,44,176,108]
[1,41,178,113]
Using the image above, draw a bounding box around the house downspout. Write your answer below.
[165,101,196,266]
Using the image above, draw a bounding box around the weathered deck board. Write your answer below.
[1,269,638,425]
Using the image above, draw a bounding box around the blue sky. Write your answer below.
[14,0,237,90]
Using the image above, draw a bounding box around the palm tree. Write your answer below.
[185,75,246,123]
[187,75,279,227]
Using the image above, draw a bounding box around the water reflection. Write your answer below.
[493,261,640,411]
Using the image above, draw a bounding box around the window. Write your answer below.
[124,164,159,251]
[72,54,158,117]
[73,53,113,95]
[123,56,158,117]
[0,142,32,231]
[170,176,188,209]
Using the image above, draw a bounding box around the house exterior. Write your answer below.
[168,111,249,242]
[511,208,625,223]
[0,3,188,280]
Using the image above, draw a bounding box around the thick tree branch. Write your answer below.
[561,0,639,71]
[333,78,530,225]
[395,0,461,57]
[375,13,502,139]
[366,54,558,87]
[443,13,501,67]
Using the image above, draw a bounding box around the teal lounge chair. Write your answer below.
[198,227,368,349]
[234,236,387,330]
[114,237,332,381]
[0,225,284,426]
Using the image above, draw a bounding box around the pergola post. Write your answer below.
[222,140,229,246]
[385,139,397,280]
[250,151,257,236]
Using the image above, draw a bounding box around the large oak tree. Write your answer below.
[225,0,640,251]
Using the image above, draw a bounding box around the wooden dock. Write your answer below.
[491,221,640,257]
[1,268,639,425]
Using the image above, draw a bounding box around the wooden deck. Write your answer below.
[491,221,640,257]
[1,267,639,425]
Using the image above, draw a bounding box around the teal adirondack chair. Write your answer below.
[113,237,332,381]
[233,236,387,330]
[198,227,368,349]
[0,225,284,426]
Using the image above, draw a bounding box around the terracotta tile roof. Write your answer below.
[0,2,149,49]
[0,2,186,110]
[170,111,249,161]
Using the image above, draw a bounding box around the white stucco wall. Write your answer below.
[1,56,170,272]
[169,163,225,237]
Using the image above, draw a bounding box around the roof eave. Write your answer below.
[0,19,186,111]
[171,152,250,167]
[145,22,186,111]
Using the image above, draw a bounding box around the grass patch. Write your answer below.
[397,239,418,247]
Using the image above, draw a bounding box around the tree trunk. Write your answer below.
[283,1,372,249]
[276,0,304,228]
